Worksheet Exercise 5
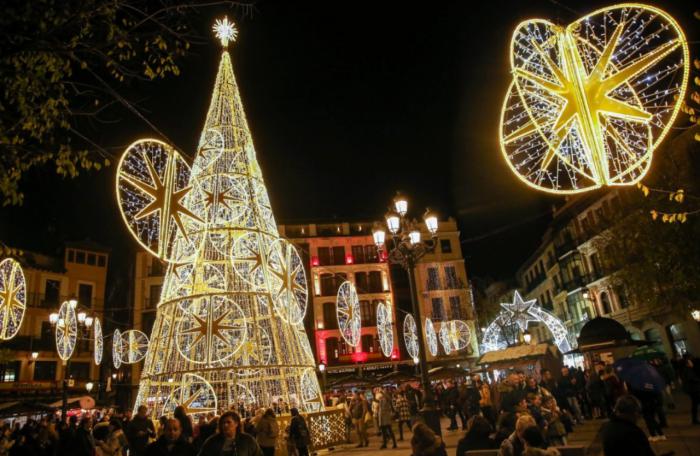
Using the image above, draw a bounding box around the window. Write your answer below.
[440,239,452,253]
[87,253,96,266]
[354,272,368,293]
[431,298,445,320]
[449,296,462,319]
[75,251,86,264]
[142,312,157,335]
[0,362,20,382]
[361,335,374,353]
[364,246,378,263]
[150,260,163,276]
[148,285,162,309]
[444,266,459,289]
[427,267,440,290]
[323,302,337,330]
[41,322,53,347]
[360,300,373,325]
[368,271,382,293]
[617,287,629,309]
[320,274,334,296]
[317,248,331,266]
[78,283,93,308]
[44,279,61,306]
[68,362,90,380]
[599,292,612,314]
[326,338,339,363]
[352,245,366,264]
[33,361,56,381]
[332,246,345,265]
[98,255,106,267]
[334,274,347,294]
[67,250,75,263]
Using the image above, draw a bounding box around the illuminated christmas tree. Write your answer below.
[117,18,322,417]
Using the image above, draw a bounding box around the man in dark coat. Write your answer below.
[145,418,195,456]
[681,353,700,424]
[128,405,156,456]
[198,411,261,456]
[599,395,655,455]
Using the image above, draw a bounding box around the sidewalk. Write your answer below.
[321,393,700,456]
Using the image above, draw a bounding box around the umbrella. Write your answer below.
[613,358,665,393]
[631,345,668,361]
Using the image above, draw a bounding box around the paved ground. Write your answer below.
[321,393,700,455]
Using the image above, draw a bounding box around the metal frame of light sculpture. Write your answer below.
[403,314,419,359]
[94,317,103,365]
[119,329,150,364]
[482,291,571,353]
[499,4,689,194]
[55,301,77,362]
[164,373,218,418]
[439,322,453,355]
[124,18,322,418]
[0,258,26,340]
[376,302,394,357]
[424,318,438,357]
[336,281,361,347]
[113,329,123,369]
[440,320,472,353]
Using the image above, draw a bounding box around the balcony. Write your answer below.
[26,293,103,310]
[526,274,547,292]
[554,235,578,258]
[562,275,589,291]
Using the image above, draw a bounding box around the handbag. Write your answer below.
[363,411,374,428]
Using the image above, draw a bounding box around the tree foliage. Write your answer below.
[0,0,244,205]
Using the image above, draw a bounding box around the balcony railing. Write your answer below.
[554,236,578,258]
[562,275,589,291]
[26,293,104,309]
[526,274,547,292]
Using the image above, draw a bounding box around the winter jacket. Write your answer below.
[255,416,279,449]
[498,431,524,456]
[377,394,394,426]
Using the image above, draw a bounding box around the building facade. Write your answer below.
[515,190,700,358]
[0,241,108,402]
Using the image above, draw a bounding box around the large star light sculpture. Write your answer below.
[499,4,688,194]
[500,291,538,332]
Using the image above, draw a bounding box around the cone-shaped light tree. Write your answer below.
[118,18,323,418]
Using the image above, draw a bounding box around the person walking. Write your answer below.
[145,418,195,456]
[392,391,411,441]
[198,411,261,456]
[255,409,278,456]
[681,353,700,424]
[376,389,397,449]
[287,408,311,456]
[128,405,156,456]
[350,392,369,447]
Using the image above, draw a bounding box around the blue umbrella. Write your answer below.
[613,358,665,393]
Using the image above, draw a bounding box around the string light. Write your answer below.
[336,281,361,347]
[119,329,150,364]
[113,329,122,369]
[0,258,26,340]
[403,314,419,359]
[376,302,394,357]
[122,18,322,418]
[55,301,77,362]
[499,4,688,194]
[94,318,103,365]
[439,320,472,354]
[424,318,438,357]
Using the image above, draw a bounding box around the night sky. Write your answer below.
[1,0,697,287]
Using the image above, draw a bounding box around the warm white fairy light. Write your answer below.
[122,20,322,418]
[482,291,571,353]
[55,301,77,362]
[376,302,394,357]
[94,317,103,365]
[403,314,419,359]
[425,318,438,357]
[119,329,150,364]
[213,16,238,47]
[337,281,361,347]
[113,329,122,369]
[500,4,688,194]
[0,258,26,340]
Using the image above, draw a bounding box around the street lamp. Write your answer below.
[31,352,39,361]
[86,382,94,393]
[318,363,327,393]
[375,193,442,436]
[692,310,700,322]
[523,330,532,345]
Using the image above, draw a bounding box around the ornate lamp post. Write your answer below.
[373,193,442,435]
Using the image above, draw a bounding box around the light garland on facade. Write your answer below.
[499,4,688,194]
[113,329,122,369]
[55,301,77,362]
[424,318,438,357]
[440,319,472,354]
[94,317,103,365]
[439,322,452,355]
[119,329,150,364]
[119,18,322,418]
[337,281,361,347]
[482,291,571,353]
[403,314,419,359]
[376,302,394,357]
[0,258,26,341]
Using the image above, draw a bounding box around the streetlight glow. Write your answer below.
[385,211,401,234]
[372,225,386,248]
[393,193,408,216]
[85,382,94,392]
[408,230,421,245]
[77,312,86,323]
[423,209,438,235]
[85,316,94,328]
[68,298,78,309]
[49,313,59,325]
[31,352,39,360]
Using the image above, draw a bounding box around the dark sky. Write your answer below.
[1,0,697,283]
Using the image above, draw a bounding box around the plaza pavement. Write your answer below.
[320,393,700,456]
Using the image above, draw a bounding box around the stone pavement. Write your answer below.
[318,393,700,456]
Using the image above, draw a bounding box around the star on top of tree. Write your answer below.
[500,290,538,332]
[213,16,238,47]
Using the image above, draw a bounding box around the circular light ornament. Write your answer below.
[0,258,26,340]
[119,329,150,364]
[301,368,322,412]
[163,373,218,418]
[425,318,438,357]
[116,139,204,262]
[232,324,272,376]
[499,5,689,194]
[403,314,419,359]
[231,232,273,292]
[266,238,308,325]
[113,329,123,369]
[439,322,453,355]
[94,318,103,365]
[336,281,361,347]
[376,302,394,357]
[55,301,77,362]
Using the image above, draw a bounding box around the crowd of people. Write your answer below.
[0,353,697,456]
